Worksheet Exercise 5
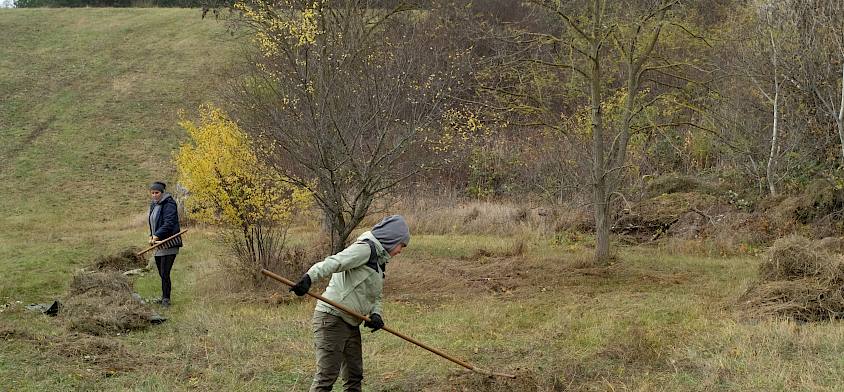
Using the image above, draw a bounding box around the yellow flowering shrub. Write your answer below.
[234,0,324,57]
[175,104,310,230]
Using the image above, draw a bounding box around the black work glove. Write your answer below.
[289,274,312,296]
[364,313,384,332]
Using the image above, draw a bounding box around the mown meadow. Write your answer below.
[2,8,844,392]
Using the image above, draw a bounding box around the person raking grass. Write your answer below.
[289,215,410,392]
[147,181,183,308]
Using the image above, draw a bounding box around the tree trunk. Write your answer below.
[328,210,349,254]
[766,30,780,196]
[334,228,351,254]
[594,184,610,262]
[767,85,779,196]
[589,0,610,264]
[838,61,844,166]
[321,195,373,254]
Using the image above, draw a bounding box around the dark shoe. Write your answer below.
[161,298,171,307]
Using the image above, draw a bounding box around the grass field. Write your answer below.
[2,8,844,392]
[0,8,237,300]
[4,232,844,391]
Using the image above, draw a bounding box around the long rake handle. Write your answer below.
[260,268,516,379]
[136,229,189,256]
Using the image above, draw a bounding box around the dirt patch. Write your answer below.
[384,251,580,304]
[386,249,688,304]
[738,235,844,321]
[91,247,146,272]
[62,272,156,335]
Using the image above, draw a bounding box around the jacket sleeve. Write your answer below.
[371,290,383,316]
[154,201,179,238]
[306,242,370,282]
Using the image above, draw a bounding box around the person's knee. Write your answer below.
[313,345,343,385]
[311,363,342,390]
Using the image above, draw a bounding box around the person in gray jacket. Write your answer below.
[289,215,410,392]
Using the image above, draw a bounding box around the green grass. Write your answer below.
[4,233,844,391]
[0,8,238,300]
[2,8,844,392]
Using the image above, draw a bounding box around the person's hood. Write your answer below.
[152,193,173,206]
[370,215,410,252]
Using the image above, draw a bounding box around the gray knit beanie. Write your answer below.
[371,215,410,252]
[149,182,166,192]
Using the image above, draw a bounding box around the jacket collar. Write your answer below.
[357,230,390,264]
[151,193,172,207]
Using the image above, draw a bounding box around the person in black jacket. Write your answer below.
[147,181,183,307]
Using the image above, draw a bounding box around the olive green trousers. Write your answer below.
[310,311,363,392]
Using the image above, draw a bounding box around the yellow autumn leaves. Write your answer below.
[175,104,310,230]
[234,0,323,57]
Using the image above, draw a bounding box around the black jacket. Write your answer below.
[149,194,183,248]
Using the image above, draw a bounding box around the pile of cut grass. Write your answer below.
[63,272,154,335]
[738,235,844,321]
[92,247,146,272]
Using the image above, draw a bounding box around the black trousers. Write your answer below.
[154,254,177,300]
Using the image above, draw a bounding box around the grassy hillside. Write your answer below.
[1,9,844,392]
[0,8,238,299]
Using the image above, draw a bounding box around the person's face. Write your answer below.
[150,190,162,202]
[388,243,405,257]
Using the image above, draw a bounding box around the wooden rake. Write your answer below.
[261,268,517,379]
[136,229,188,257]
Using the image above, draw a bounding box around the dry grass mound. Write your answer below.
[91,247,146,271]
[63,272,154,335]
[738,235,844,321]
[45,333,149,375]
[816,236,844,254]
[644,173,720,198]
[758,236,832,280]
[614,192,722,241]
[759,179,844,238]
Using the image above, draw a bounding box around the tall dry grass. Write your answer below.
[379,193,593,238]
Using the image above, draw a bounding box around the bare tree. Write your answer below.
[230,0,465,252]
[742,1,800,196]
[471,0,699,263]
[788,0,844,165]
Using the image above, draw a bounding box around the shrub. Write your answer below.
[176,104,311,287]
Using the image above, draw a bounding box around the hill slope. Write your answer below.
[0,9,238,299]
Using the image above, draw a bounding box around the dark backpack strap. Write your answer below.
[360,239,384,277]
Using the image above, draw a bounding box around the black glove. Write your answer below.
[289,274,312,296]
[364,313,384,332]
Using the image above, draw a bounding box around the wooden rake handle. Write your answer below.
[260,268,516,379]
[136,229,189,256]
